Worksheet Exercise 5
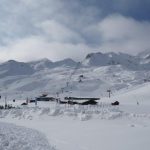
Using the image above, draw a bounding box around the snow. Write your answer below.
[1,51,150,150]
[1,51,150,98]
[0,60,34,77]
[83,52,140,70]
[0,64,149,100]
[29,58,76,71]
[1,83,150,150]
[0,122,55,150]
[1,103,150,150]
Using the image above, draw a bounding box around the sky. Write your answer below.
[0,0,150,62]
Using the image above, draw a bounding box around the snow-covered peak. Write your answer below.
[29,58,77,71]
[137,49,150,59]
[137,49,150,64]
[84,52,111,66]
[83,52,139,69]
[54,58,77,67]
[29,58,53,71]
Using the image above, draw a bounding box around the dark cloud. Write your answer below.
[77,0,150,20]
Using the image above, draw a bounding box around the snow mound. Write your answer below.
[0,122,56,150]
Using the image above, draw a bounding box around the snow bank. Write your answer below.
[0,122,56,150]
[0,102,148,121]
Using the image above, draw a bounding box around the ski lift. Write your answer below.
[56,57,87,100]
[107,89,112,98]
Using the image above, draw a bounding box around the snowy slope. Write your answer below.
[1,65,150,100]
[0,50,150,99]
[83,52,140,69]
[138,49,150,60]
[29,58,76,71]
[53,58,77,67]
[29,58,54,71]
[83,51,150,70]
[0,60,34,78]
[137,49,150,65]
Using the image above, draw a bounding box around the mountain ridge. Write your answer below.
[0,50,150,98]
[1,50,150,75]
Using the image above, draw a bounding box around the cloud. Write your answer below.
[98,14,150,54]
[0,0,150,61]
[37,20,84,44]
[0,36,91,62]
[1,14,150,62]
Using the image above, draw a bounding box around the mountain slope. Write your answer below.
[0,60,34,78]
[29,58,54,71]
[29,58,77,71]
[83,52,140,70]
[137,49,150,64]
[0,50,150,98]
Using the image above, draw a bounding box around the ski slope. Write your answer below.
[0,50,150,100]
[0,64,150,101]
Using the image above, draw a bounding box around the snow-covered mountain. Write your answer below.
[0,50,150,99]
[0,60,34,78]
[138,49,150,59]
[1,52,150,150]
[29,58,77,71]
[29,58,54,71]
[83,52,140,69]
[83,51,150,70]
[137,49,150,64]
[54,58,77,68]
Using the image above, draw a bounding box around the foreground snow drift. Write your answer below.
[0,122,55,150]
